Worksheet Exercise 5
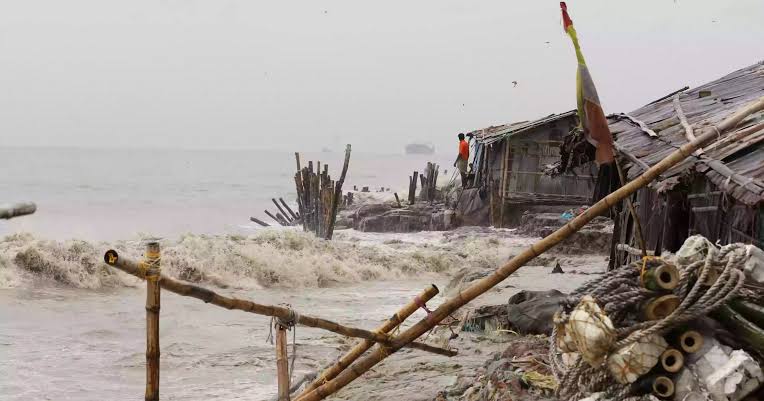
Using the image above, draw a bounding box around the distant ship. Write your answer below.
[405,143,435,155]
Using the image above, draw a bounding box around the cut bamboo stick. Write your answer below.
[103,250,455,357]
[294,97,764,401]
[144,241,160,401]
[276,323,291,401]
[280,198,300,221]
[0,202,36,219]
[250,216,271,227]
[265,210,285,226]
[325,145,351,240]
[273,199,293,223]
[297,285,439,398]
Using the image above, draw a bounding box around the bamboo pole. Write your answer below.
[326,145,351,240]
[276,323,291,401]
[614,156,647,257]
[295,97,764,401]
[103,250,455,357]
[295,152,302,172]
[0,202,36,219]
[250,216,271,227]
[280,198,300,221]
[144,241,161,401]
[297,285,439,398]
[273,199,293,223]
[265,210,285,226]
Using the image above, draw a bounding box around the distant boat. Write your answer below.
[405,143,435,155]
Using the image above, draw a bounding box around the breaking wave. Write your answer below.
[0,228,510,290]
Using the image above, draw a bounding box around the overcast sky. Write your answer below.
[0,1,761,154]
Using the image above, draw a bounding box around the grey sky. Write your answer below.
[0,1,761,154]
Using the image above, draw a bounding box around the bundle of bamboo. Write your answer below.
[294,145,351,239]
[419,162,439,203]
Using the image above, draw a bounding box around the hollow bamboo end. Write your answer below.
[644,295,680,320]
[104,249,119,265]
[660,348,684,373]
[652,376,675,398]
[655,264,680,290]
[679,330,704,353]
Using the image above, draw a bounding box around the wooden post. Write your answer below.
[0,202,36,219]
[280,198,300,221]
[294,97,764,401]
[144,241,161,401]
[325,145,351,240]
[250,216,271,227]
[276,323,290,401]
[273,199,293,223]
[265,210,285,226]
[394,193,402,208]
[295,152,302,172]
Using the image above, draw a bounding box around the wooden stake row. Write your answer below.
[294,145,352,239]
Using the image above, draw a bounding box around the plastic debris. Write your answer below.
[706,349,763,401]
[606,333,667,384]
[564,295,615,366]
[675,235,716,265]
[675,335,764,401]
[744,244,764,284]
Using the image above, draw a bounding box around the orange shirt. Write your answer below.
[458,140,469,161]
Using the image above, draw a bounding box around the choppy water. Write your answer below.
[0,146,604,401]
[0,147,453,240]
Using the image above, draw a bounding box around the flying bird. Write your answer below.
[512,81,518,88]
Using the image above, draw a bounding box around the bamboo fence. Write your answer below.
[103,250,454,356]
[298,284,439,397]
[293,98,764,401]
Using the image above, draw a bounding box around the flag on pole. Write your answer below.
[561,2,614,165]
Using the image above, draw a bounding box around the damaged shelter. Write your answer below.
[458,111,598,226]
[562,62,764,269]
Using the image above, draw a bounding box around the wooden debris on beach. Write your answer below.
[408,171,418,205]
[294,145,352,239]
[0,202,36,219]
[419,162,439,203]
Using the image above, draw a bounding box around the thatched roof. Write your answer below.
[470,110,577,145]
[611,62,764,206]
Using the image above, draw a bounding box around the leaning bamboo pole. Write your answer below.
[325,145,351,240]
[103,250,455,357]
[0,202,36,219]
[295,97,764,401]
[276,323,291,401]
[297,285,439,398]
[144,241,161,401]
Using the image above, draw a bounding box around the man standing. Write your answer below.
[454,133,469,187]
